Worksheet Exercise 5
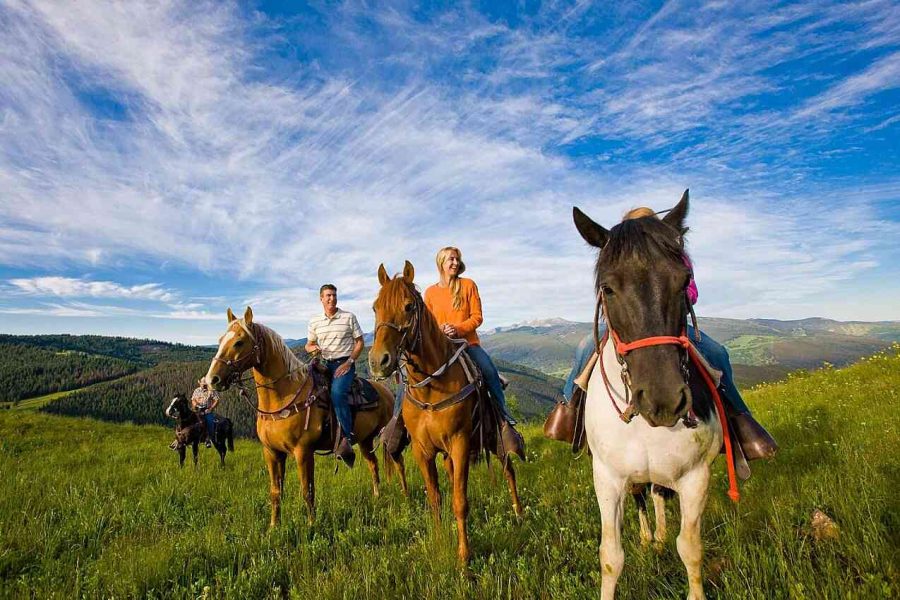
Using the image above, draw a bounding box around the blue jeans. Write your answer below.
[325,358,356,439]
[467,345,516,425]
[392,345,516,425]
[564,328,750,414]
[203,413,216,439]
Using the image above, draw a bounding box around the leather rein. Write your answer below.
[593,292,741,503]
[213,320,319,422]
[373,286,477,412]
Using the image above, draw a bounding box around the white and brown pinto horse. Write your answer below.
[573,191,738,600]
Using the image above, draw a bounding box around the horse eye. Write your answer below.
[601,285,615,296]
[234,340,244,347]
[405,302,415,312]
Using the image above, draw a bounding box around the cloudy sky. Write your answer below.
[1,0,898,344]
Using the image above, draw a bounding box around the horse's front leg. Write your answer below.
[192,441,199,468]
[411,442,441,520]
[448,436,471,565]
[263,447,286,529]
[676,467,710,600]
[294,446,315,524]
[178,445,186,468]
[592,456,626,600]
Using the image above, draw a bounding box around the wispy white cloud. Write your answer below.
[0,0,897,343]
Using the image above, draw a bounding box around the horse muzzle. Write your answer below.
[634,383,691,428]
[368,348,397,379]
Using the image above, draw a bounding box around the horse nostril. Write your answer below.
[379,352,391,368]
[210,375,220,386]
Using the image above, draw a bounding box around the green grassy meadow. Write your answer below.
[1,347,898,599]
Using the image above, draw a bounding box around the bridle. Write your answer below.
[373,282,474,404]
[210,319,313,418]
[595,291,697,426]
[211,319,263,387]
[592,277,741,502]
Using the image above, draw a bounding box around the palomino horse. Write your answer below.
[369,261,522,564]
[204,307,407,527]
[574,190,736,600]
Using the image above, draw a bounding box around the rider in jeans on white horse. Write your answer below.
[563,206,777,461]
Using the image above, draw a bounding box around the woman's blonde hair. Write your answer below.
[436,246,466,310]
[623,206,658,220]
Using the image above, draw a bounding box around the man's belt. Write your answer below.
[324,356,351,363]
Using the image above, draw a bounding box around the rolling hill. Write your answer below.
[481,317,900,387]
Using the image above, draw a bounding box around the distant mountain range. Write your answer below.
[481,316,900,387]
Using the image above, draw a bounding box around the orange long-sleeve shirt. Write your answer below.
[424,278,483,346]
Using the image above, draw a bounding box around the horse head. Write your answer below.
[205,306,261,391]
[369,260,419,379]
[574,189,694,427]
[165,393,190,420]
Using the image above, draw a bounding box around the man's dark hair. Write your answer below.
[319,284,337,296]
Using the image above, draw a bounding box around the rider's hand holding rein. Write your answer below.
[442,323,458,338]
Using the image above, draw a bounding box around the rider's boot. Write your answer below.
[380,413,409,458]
[335,431,356,468]
[501,421,526,461]
[731,412,778,460]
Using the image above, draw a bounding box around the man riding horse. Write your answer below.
[304,283,364,467]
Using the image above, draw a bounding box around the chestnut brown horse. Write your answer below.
[205,307,407,528]
[369,261,522,564]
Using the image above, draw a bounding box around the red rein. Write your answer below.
[607,327,740,503]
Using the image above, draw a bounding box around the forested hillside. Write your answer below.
[0,343,140,403]
[42,361,259,437]
[0,334,211,364]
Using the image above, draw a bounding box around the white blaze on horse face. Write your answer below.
[215,330,237,360]
[166,397,178,417]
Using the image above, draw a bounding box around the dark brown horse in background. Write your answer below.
[165,394,234,468]
[204,307,407,528]
[369,261,522,564]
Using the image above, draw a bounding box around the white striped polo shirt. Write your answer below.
[307,308,364,360]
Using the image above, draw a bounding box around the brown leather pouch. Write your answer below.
[543,387,587,453]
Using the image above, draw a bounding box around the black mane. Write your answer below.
[595,216,687,293]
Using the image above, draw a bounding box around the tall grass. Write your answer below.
[1,346,898,599]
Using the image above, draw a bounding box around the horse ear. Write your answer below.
[378,263,390,286]
[227,307,236,323]
[573,207,609,248]
[402,260,415,282]
[662,189,689,235]
[243,306,253,325]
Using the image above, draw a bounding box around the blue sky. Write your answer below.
[0,0,898,344]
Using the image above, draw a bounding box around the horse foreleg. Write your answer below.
[192,441,199,468]
[502,458,523,517]
[449,438,471,565]
[294,447,315,524]
[393,453,409,497]
[676,468,710,600]
[412,443,441,520]
[592,457,626,600]
[652,485,669,548]
[263,447,285,530]
[359,437,380,498]
[178,446,186,468]
[631,484,652,548]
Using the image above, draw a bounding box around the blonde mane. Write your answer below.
[248,320,307,383]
